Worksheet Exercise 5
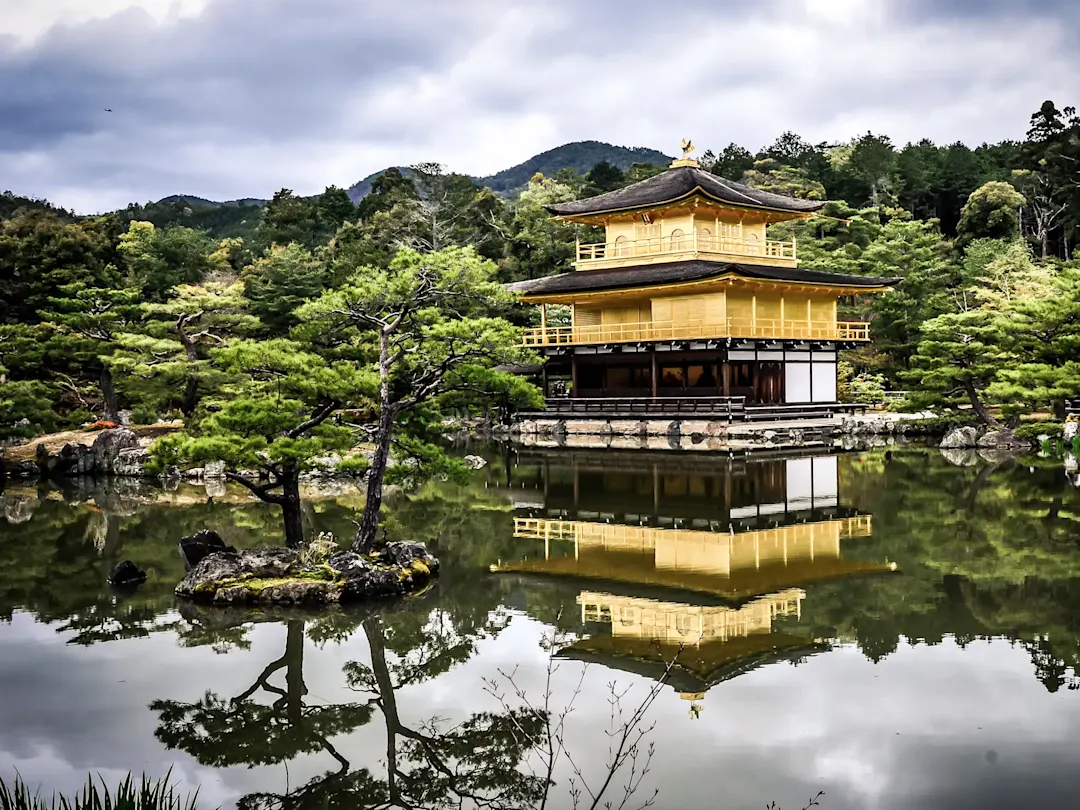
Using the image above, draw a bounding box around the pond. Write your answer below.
[2,446,1080,809]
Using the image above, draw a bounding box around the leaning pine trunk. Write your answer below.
[354,404,394,553]
[280,466,305,548]
[354,329,395,554]
[100,365,120,423]
[962,377,1000,429]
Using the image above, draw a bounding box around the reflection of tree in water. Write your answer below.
[806,450,1080,689]
[150,603,544,810]
[153,620,371,773]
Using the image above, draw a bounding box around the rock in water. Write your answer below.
[204,460,227,480]
[114,447,151,477]
[92,428,139,475]
[940,426,980,449]
[175,542,439,605]
[463,455,488,469]
[1065,419,1079,443]
[977,430,1031,451]
[108,560,147,587]
[939,447,979,467]
[179,529,236,568]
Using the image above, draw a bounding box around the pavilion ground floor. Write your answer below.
[537,341,841,406]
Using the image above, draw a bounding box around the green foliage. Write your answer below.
[111,281,259,415]
[849,371,888,406]
[741,158,826,200]
[0,772,199,810]
[117,222,212,301]
[503,173,589,282]
[1012,421,1064,443]
[255,188,321,251]
[38,283,143,420]
[584,159,625,193]
[0,379,56,440]
[0,190,74,222]
[353,167,418,220]
[0,212,117,325]
[151,338,369,473]
[707,142,756,180]
[241,243,329,333]
[299,245,539,549]
[112,198,265,241]
[956,181,1026,246]
[317,185,357,231]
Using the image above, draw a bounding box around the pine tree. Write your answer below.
[297,246,540,553]
[38,283,142,422]
[112,282,259,417]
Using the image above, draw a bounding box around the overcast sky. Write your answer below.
[1,0,1077,213]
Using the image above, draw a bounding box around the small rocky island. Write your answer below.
[175,531,439,606]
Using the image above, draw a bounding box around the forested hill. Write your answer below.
[347,167,414,203]
[157,195,269,208]
[0,191,74,221]
[475,141,671,194]
[344,141,671,202]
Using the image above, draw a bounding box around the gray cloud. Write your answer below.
[0,0,1077,212]
[888,0,1080,22]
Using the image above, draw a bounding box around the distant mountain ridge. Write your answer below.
[156,194,267,208]
[477,141,672,194]
[156,140,674,207]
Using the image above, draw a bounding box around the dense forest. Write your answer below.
[3,99,1080,442]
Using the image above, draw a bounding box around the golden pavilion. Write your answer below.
[509,143,898,414]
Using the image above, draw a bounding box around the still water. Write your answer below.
[2,447,1080,809]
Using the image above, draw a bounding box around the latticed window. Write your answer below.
[697,227,713,250]
[669,228,690,251]
[614,235,631,257]
[635,222,661,253]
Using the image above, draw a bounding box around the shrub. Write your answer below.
[131,405,160,426]
[0,772,200,810]
[1013,421,1063,443]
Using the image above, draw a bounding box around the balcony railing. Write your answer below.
[522,318,871,346]
[577,232,796,268]
[513,516,873,544]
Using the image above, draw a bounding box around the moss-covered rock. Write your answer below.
[175,541,439,606]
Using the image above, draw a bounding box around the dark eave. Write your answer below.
[507,261,900,297]
[544,166,825,218]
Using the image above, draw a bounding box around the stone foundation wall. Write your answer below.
[510,413,930,453]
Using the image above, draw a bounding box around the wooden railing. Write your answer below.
[577,232,796,267]
[522,318,871,346]
[543,396,745,417]
[513,515,873,543]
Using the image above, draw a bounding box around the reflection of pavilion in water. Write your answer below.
[495,450,895,713]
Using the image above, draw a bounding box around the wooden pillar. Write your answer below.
[541,362,549,398]
[653,463,660,515]
[722,361,731,397]
[650,350,658,401]
[779,295,785,339]
[751,294,757,336]
[571,354,579,397]
[540,303,547,334]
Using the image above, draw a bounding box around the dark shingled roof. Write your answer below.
[507,261,900,297]
[545,165,825,217]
